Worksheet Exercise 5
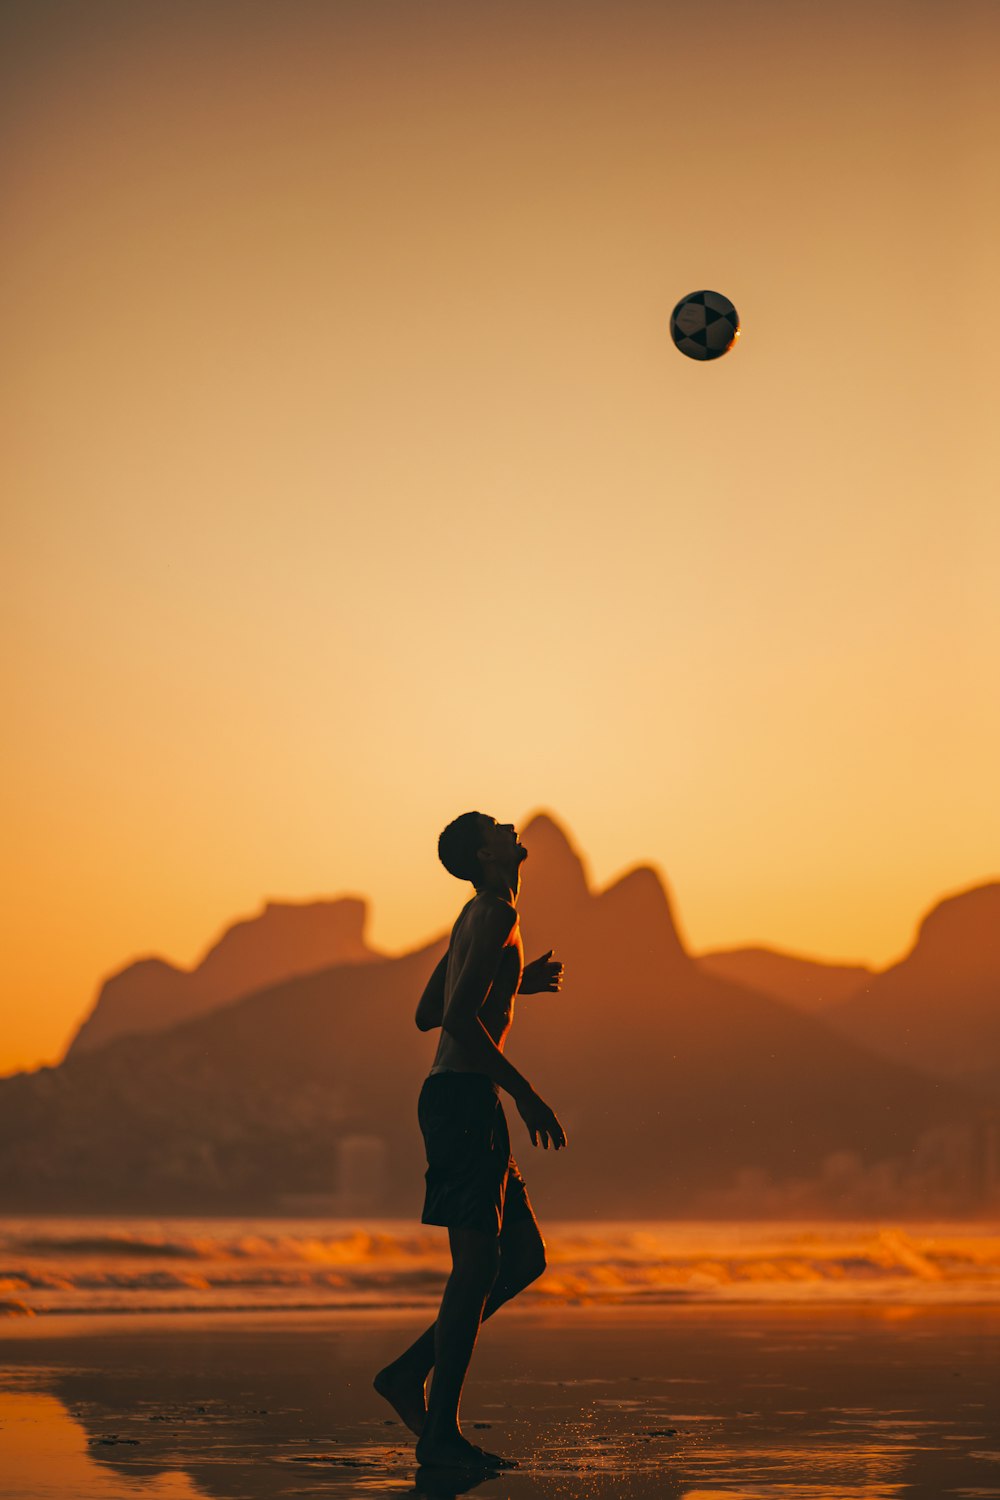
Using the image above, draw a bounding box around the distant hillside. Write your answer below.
[698,947,873,1016]
[1,814,989,1220]
[824,883,1000,1082]
[67,897,381,1057]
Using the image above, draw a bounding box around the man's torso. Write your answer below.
[429,894,522,1074]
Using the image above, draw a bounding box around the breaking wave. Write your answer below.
[1,1218,999,1317]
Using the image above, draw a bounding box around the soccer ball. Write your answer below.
[670,290,740,361]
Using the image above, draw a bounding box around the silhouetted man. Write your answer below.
[374,813,567,1469]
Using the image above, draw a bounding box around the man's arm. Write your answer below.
[440,901,533,1098]
[415,953,448,1031]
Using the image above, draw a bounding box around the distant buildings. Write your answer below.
[336,1134,389,1213]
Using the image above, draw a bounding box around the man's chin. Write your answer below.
[516,843,528,863]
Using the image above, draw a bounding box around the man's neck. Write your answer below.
[476,869,520,905]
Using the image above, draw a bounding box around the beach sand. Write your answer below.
[2,1303,998,1498]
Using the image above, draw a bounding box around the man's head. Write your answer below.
[438,812,527,888]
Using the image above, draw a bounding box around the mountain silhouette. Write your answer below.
[698,947,873,1016]
[823,882,1000,1083]
[1,813,989,1219]
[67,897,380,1057]
[519,812,689,976]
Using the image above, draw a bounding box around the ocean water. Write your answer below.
[1,1217,999,1318]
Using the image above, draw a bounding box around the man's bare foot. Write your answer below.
[414,1430,518,1468]
[373,1360,427,1436]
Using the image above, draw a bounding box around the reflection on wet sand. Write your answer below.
[0,1389,204,1499]
[2,1305,999,1499]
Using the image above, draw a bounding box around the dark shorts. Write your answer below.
[418,1072,538,1238]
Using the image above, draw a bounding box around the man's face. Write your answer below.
[478,816,527,870]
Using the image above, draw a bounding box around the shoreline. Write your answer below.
[4,1294,1000,1336]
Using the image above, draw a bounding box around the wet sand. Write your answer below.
[2,1303,999,1498]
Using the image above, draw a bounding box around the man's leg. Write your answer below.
[375,1218,546,1438]
[412,1225,501,1464]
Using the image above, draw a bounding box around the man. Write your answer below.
[373,812,567,1469]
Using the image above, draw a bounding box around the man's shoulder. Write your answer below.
[472,891,517,918]
[460,893,518,936]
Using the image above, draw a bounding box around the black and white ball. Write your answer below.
[670,290,740,361]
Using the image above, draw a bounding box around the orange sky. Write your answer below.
[3,0,998,1076]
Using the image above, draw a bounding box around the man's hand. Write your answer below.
[514,1087,568,1150]
[518,950,564,994]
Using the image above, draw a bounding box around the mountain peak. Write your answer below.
[200,896,372,974]
[908,882,1000,978]
[597,863,689,964]
[521,809,576,841]
[823,879,1000,1080]
[67,895,381,1059]
[520,811,591,902]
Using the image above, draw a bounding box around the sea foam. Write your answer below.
[1,1218,998,1317]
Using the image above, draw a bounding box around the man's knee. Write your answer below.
[503,1228,547,1290]
[522,1238,547,1286]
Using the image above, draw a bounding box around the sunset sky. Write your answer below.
[4,0,998,1076]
